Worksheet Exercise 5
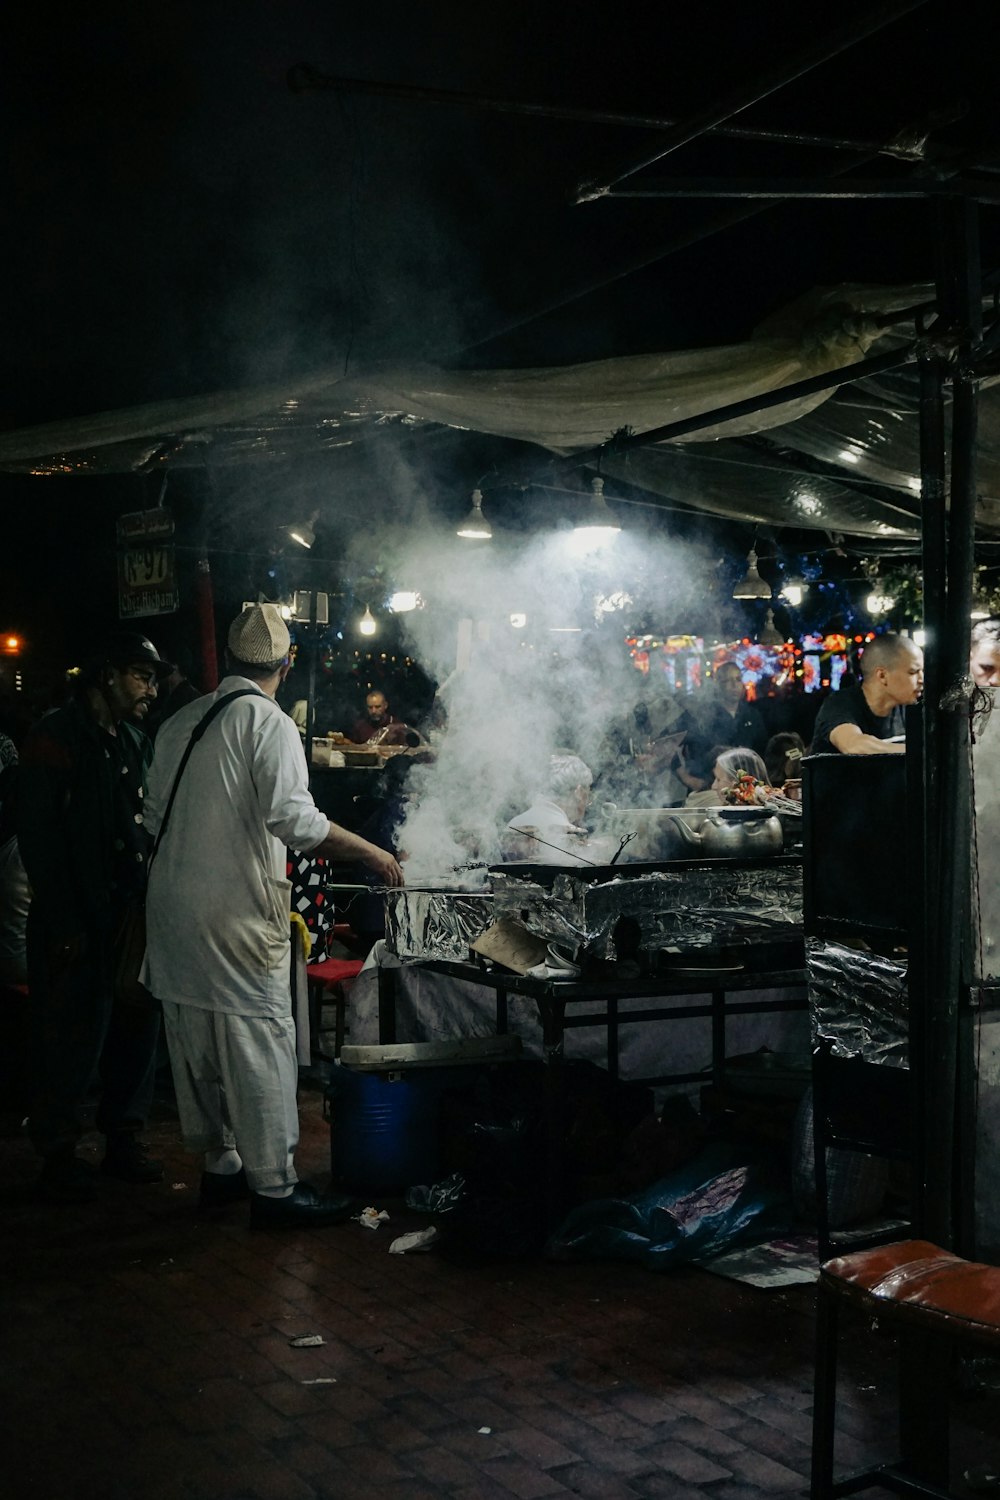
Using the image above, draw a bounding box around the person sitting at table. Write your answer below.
[683,661,766,790]
[764,731,806,787]
[685,746,770,807]
[970,618,1000,690]
[507,753,596,865]
[349,689,409,745]
[809,633,923,756]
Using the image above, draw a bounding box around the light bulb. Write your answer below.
[358,606,377,636]
[457,489,492,539]
[573,476,621,540]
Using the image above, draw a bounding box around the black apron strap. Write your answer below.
[149,688,259,867]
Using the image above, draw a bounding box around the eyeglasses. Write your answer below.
[126,666,157,687]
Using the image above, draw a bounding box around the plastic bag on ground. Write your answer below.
[545,1141,792,1270]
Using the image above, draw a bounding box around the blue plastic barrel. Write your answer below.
[327,1066,466,1195]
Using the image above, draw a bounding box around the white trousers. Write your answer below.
[161,1000,300,1191]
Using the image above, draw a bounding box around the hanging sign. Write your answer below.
[116,507,179,620]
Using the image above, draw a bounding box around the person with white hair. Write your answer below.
[143,603,403,1231]
[970,618,1000,690]
[508,752,595,865]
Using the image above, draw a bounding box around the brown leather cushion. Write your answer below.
[821,1239,1000,1348]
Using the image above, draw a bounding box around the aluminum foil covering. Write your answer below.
[491,865,802,957]
[383,889,494,962]
[972,985,1000,1254]
[973,702,1000,982]
[807,938,908,1067]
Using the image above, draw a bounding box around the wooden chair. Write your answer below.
[811,1238,1000,1499]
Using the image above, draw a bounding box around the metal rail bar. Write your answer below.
[576,0,932,200]
[552,343,921,472]
[287,63,941,162]
[601,177,1000,203]
[911,197,982,1250]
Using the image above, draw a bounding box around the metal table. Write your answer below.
[375,958,808,1219]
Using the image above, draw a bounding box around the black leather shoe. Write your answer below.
[198,1167,250,1216]
[101,1135,164,1184]
[249,1183,357,1230]
[38,1151,97,1204]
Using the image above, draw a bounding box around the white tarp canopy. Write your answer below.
[0,282,927,467]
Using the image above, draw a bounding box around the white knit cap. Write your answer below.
[227,603,290,665]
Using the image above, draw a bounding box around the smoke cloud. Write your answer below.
[351,520,718,877]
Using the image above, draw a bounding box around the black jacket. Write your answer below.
[14,697,152,929]
[685,698,766,780]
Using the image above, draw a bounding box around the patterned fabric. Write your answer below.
[286,850,335,962]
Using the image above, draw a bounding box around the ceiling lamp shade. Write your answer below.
[457,488,492,539]
[732,549,771,600]
[358,605,377,636]
[574,476,621,538]
[758,608,783,646]
[287,509,318,549]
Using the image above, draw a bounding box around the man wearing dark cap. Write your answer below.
[143,603,404,1230]
[14,631,173,1200]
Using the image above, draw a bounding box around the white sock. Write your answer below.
[255,1183,295,1199]
[203,1147,243,1176]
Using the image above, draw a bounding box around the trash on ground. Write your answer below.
[357,1206,390,1229]
[301,1377,337,1385]
[289,1334,326,1348]
[406,1173,465,1214]
[389,1227,439,1255]
[478,1426,492,1435]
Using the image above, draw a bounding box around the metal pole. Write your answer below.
[909,345,947,1239]
[577,0,931,199]
[194,553,219,691]
[600,177,1000,204]
[914,196,981,1247]
[304,589,318,773]
[937,199,980,1249]
[287,64,940,163]
[547,342,921,475]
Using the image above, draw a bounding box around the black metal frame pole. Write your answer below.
[601,178,1000,204]
[939,199,981,1252]
[912,197,981,1248]
[545,343,920,477]
[909,346,947,1240]
[287,65,937,162]
[304,588,319,773]
[577,0,931,199]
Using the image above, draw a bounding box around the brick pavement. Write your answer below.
[0,1078,996,1500]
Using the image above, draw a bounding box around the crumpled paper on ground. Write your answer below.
[356,1206,390,1229]
[389,1227,439,1255]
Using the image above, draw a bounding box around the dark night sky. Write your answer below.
[6,0,995,418]
[2,0,997,673]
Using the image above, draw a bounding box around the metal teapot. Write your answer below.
[600,806,694,861]
[667,804,783,858]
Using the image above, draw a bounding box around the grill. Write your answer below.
[382,854,803,965]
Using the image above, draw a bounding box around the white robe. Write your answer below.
[141,676,329,1016]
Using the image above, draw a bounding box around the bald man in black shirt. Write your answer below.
[810,635,923,756]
